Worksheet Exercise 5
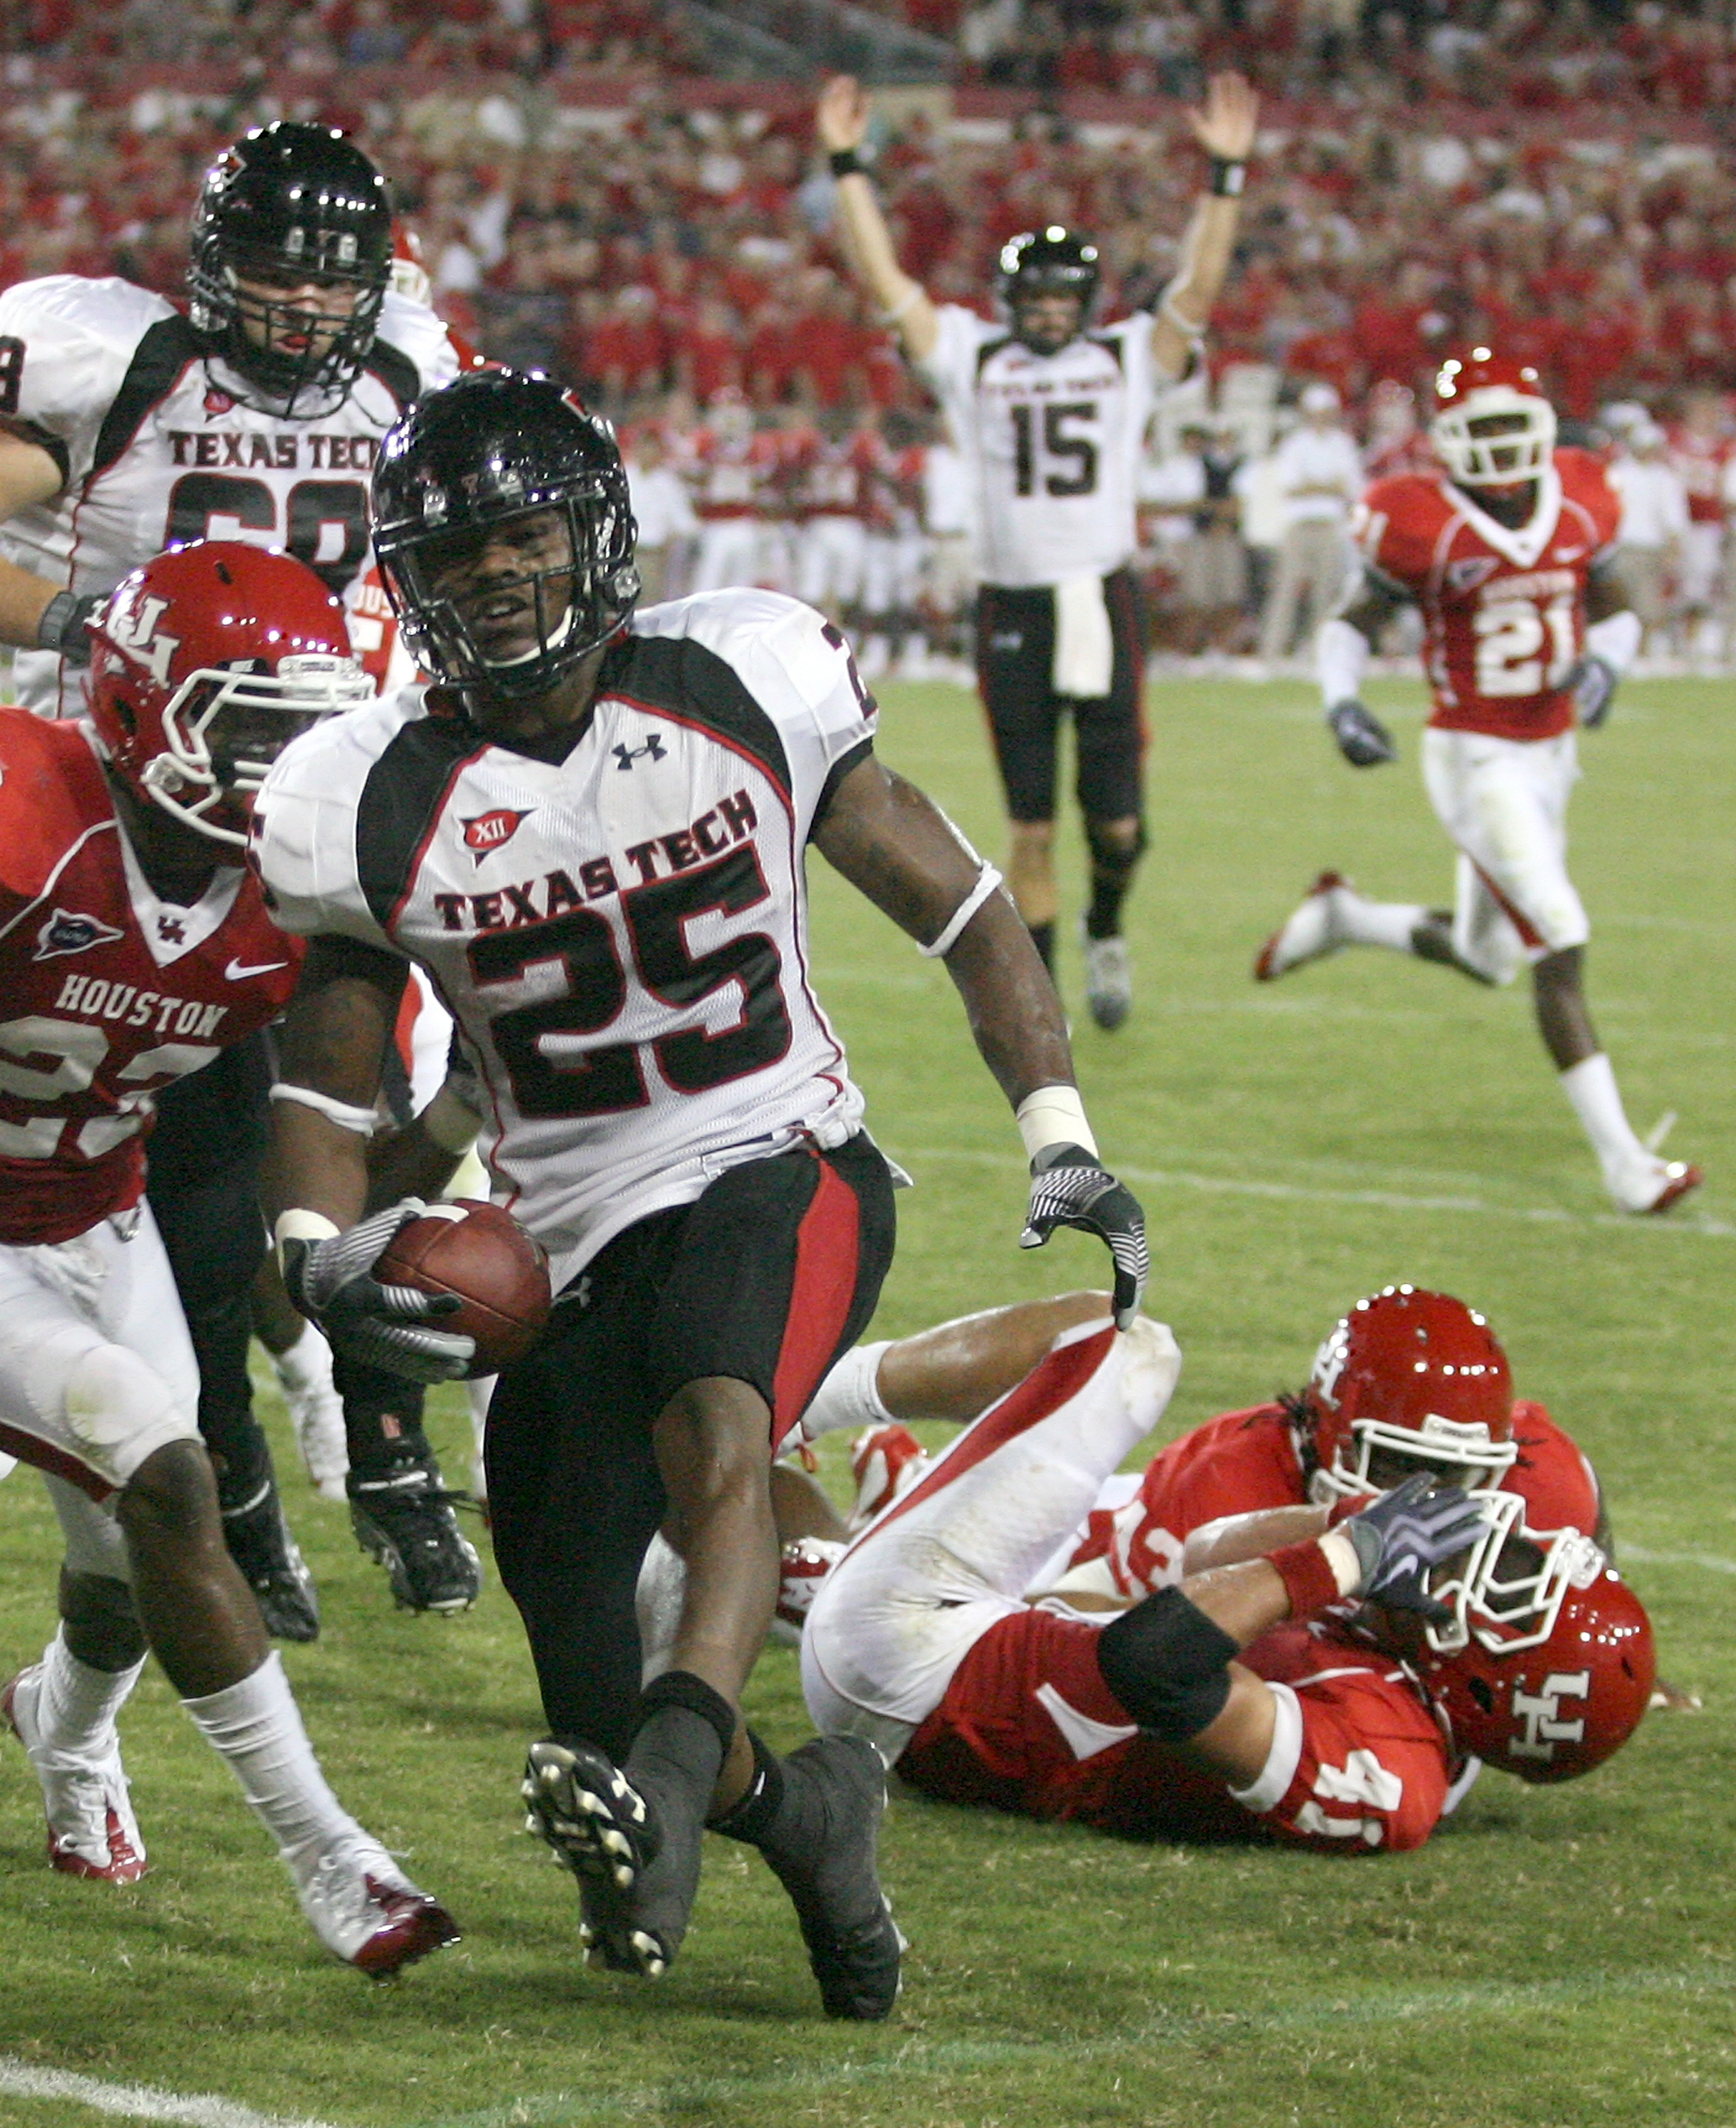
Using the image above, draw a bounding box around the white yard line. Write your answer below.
[897,1142,1735,1238]
[1621,1543,1736,1577]
[0,2058,340,2128]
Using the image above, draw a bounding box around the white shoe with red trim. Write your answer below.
[289,1833,460,1976]
[1254,870,1352,982]
[847,1423,930,1534]
[3,1663,147,1885]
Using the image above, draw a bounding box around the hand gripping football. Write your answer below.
[372,1200,551,1378]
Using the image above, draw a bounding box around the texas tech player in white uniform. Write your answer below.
[257,587,875,1296]
[0,274,455,715]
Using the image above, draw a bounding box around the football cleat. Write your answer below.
[761,1736,903,2022]
[521,1739,673,1978]
[221,1476,321,1643]
[1254,870,1352,982]
[847,1423,929,1533]
[290,1834,460,1976]
[771,1536,847,1646]
[3,1665,147,1884]
[1081,926,1133,1031]
[1608,1157,1703,1217]
[348,1451,483,1614]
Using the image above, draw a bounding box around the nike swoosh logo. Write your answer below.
[225,957,290,980]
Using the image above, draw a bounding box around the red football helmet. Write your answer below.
[1303,1286,1517,1505]
[87,541,372,847]
[1409,1496,1654,1783]
[1431,347,1557,487]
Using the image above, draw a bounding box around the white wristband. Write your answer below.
[1016,1084,1099,1162]
[269,1082,378,1137]
[1317,615,1371,709]
[274,1208,340,1254]
[1582,608,1642,677]
[1320,1526,1364,1598]
[918,863,1003,959]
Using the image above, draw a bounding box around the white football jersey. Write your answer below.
[255,590,878,1293]
[918,306,1161,587]
[0,273,460,716]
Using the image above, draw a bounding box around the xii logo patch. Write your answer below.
[462,808,534,861]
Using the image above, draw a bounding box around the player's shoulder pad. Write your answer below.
[634,590,875,722]
[251,685,428,928]
[373,289,462,397]
[1352,472,1447,577]
[0,273,173,343]
[0,709,110,902]
[1554,445,1621,528]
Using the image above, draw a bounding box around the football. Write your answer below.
[373,1199,552,1378]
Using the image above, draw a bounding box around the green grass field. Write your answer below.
[5,672,1736,2128]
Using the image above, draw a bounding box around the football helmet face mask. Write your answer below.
[189,123,394,414]
[87,542,372,847]
[1408,1502,1654,1783]
[996,226,1100,354]
[1304,1286,1518,1507]
[372,368,640,703]
[1430,348,1557,489]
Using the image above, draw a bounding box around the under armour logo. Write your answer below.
[157,915,187,944]
[612,735,667,771]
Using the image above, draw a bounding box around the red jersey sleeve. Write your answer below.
[1352,474,1447,594]
[1506,1401,1601,1531]
[1555,446,1622,563]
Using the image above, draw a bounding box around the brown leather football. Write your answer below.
[373,1199,551,1378]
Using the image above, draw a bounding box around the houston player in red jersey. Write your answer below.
[796,1303,1651,1853]
[1254,350,1699,1217]
[0,541,457,1973]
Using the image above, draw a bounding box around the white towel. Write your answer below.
[1052,573,1114,698]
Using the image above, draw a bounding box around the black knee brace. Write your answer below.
[1095,1587,1240,1743]
[1085,816,1147,880]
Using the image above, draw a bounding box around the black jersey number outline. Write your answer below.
[165,472,372,594]
[468,843,793,1118]
[1011,401,1100,498]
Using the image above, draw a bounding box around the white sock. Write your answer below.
[35,1626,144,1757]
[1336,892,1432,954]
[800,1341,893,1441]
[272,1324,335,1397]
[180,1653,357,1869]
[1559,1051,1647,1175]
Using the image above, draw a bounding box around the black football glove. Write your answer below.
[1020,1143,1149,1331]
[279,1198,475,1385]
[35,589,104,668]
[1342,1472,1489,1624]
[1567,653,1618,729]
[1327,699,1397,767]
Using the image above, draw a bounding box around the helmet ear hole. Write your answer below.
[1467,1675,1493,1713]
[112,697,138,737]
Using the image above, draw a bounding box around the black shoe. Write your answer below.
[763,1736,902,2021]
[521,1739,683,1978]
[347,1452,483,1614]
[221,1477,320,1643]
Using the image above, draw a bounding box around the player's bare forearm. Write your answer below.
[0,430,70,645]
[364,1118,464,1215]
[1152,70,1258,374]
[815,73,937,360]
[1181,1503,1330,1576]
[814,755,1073,1105]
[264,936,406,1230]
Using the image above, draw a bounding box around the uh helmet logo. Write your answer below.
[104,594,181,687]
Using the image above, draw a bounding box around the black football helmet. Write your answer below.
[188,122,394,412]
[371,368,640,701]
[996,226,1100,351]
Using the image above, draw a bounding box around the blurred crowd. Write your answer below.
[1,0,1733,665]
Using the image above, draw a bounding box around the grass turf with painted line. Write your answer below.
[2,673,1734,2127]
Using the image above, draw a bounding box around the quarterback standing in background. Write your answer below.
[815,70,1257,1032]
[0,541,455,1973]
[1256,351,1700,1215]
[253,368,1147,2013]
[0,119,481,1622]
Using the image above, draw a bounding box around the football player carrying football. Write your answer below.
[797,1297,1653,1853]
[1255,349,1699,1217]
[253,367,1149,2015]
[816,70,1257,1032]
[0,541,456,1973]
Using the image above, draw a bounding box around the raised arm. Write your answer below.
[1150,72,1259,379]
[815,74,939,365]
[813,753,1147,1325]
